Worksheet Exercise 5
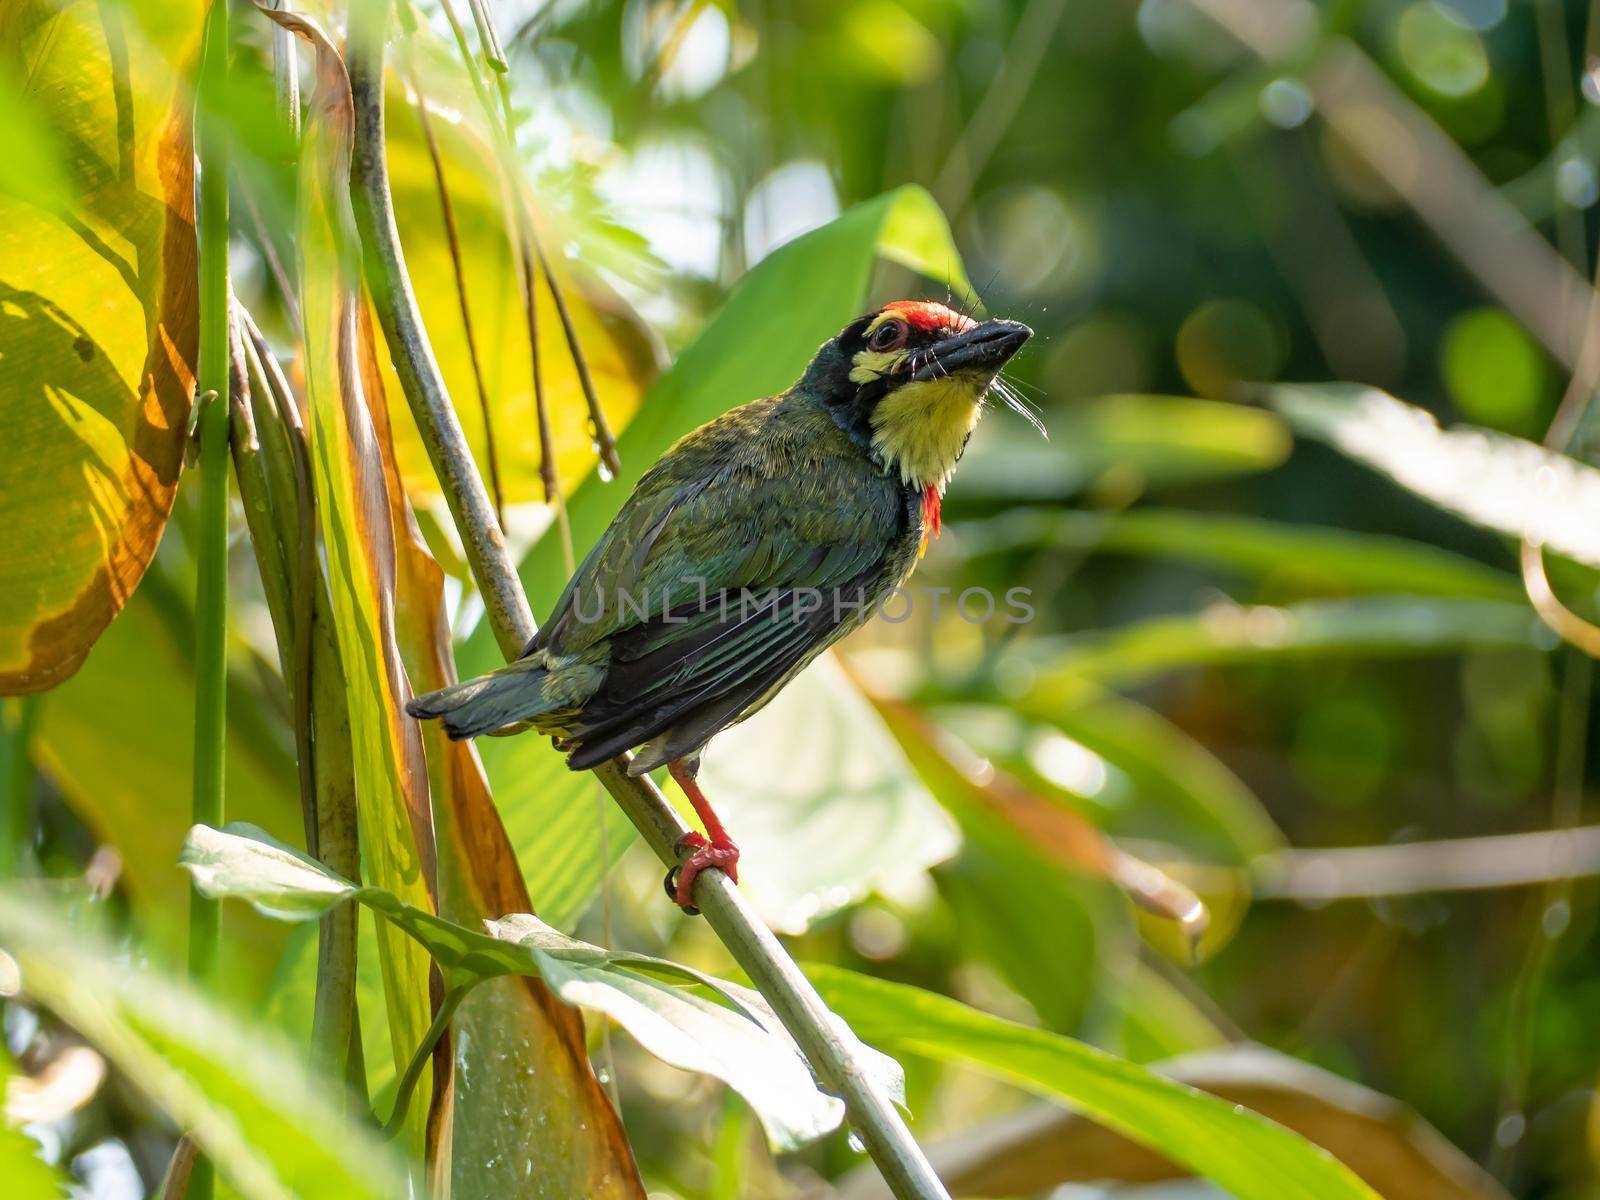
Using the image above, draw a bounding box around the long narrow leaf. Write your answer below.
[806,966,1379,1200]
[274,9,439,1155]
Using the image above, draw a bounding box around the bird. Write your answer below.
[407,300,1034,912]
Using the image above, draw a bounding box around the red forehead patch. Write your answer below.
[883,300,977,334]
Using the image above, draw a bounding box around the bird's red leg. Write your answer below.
[666,758,740,912]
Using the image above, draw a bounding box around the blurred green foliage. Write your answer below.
[8,0,1600,1197]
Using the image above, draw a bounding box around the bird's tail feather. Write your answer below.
[405,660,557,741]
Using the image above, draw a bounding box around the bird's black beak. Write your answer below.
[911,319,1033,382]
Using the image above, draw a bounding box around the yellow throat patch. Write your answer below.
[868,376,983,492]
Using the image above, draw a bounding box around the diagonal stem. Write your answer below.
[404,64,507,525]
[344,4,949,1196]
[383,982,471,1139]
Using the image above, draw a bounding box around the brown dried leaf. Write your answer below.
[359,307,645,1198]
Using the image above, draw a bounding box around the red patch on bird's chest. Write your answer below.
[919,487,942,557]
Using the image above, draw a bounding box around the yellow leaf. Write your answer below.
[0,0,202,693]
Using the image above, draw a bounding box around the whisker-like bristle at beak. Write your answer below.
[991,376,1048,438]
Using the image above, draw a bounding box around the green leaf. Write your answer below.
[182,822,357,918]
[838,1044,1502,1200]
[1113,962,1230,1064]
[966,508,1521,599]
[1271,383,1600,568]
[459,184,974,924]
[957,395,1291,500]
[490,914,895,1152]
[1030,597,1543,687]
[0,891,409,1200]
[870,698,1127,1030]
[0,0,200,693]
[182,823,902,1152]
[807,966,1380,1200]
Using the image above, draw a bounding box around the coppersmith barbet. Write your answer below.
[407,301,1033,910]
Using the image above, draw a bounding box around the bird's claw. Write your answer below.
[663,831,740,915]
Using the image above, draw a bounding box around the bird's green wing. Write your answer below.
[532,396,910,767]
[536,396,902,655]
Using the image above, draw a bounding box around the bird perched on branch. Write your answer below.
[408,301,1034,911]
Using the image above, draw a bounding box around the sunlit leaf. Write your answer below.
[964,508,1521,599]
[837,1044,1505,1200]
[0,891,410,1200]
[1272,383,1600,567]
[489,915,891,1152]
[0,0,201,692]
[280,12,438,1155]
[181,823,901,1153]
[1030,596,1544,686]
[808,966,1379,1200]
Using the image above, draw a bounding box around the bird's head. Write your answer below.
[804,300,1035,493]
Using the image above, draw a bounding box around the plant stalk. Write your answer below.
[345,6,948,1195]
[383,983,470,1139]
[189,2,231,1197]
[0,698,40,879]
[191,0,230,998]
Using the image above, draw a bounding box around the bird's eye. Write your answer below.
[868,319,908,352]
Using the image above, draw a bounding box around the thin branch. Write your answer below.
[158,1133,199,1200]
[237,181,302,333]
[344,6,947,1195]
[437,0,622,480]
[1252,825,1600,901]
[463,0,507,72]
[268,0,300,136]
[531,232,621,479]
[406,75,507,524]
[346,23,534,647]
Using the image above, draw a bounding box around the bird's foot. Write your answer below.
[663,831,740,915]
